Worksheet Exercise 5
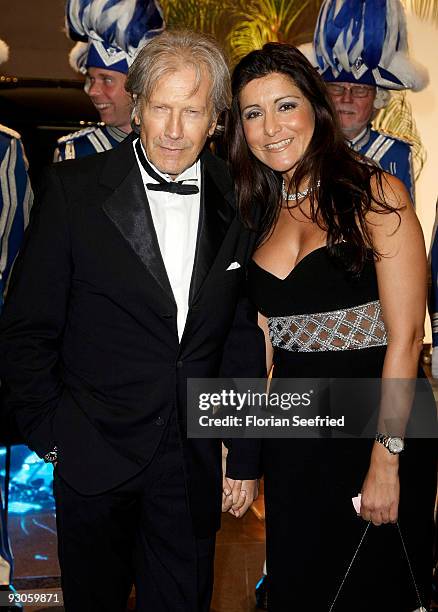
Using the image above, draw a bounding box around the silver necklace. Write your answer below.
[282,179,320,201]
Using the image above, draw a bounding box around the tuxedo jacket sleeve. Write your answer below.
[0,166,71,457]
[220,289,266,480]
[219,200,266,480]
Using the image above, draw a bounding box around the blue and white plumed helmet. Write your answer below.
[0,38,9,65]
[301,0,428,92]
[66,0,165,75]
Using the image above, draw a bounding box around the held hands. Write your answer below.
[222,475,259,518]
[359,442,400,526]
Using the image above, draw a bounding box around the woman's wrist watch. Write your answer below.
[375,433,404,454]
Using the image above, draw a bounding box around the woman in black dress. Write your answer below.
[226,43,437,611]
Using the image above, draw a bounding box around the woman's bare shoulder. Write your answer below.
[370,171,411,212]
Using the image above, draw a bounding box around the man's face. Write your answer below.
[326,82,376,139]
[85,67,132,133]
[135,66,217,178]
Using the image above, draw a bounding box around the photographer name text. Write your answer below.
[198,415,345,428]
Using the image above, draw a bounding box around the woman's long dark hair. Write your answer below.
[225,43,399,273]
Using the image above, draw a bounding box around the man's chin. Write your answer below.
[97,110,116,125]
[152,157,194,179]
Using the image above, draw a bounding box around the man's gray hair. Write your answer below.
[126,30,231,130]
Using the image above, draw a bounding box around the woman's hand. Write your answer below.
[222,477,259,518]
[360,442,400,526]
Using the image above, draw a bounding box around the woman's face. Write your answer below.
[239,72,315,181]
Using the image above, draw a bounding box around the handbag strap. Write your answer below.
[328,522,370,612]
[328,521,426,612]
[396,522,427,612]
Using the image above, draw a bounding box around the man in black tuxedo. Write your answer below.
[0,30,265,612]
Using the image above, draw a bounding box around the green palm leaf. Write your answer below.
[160,0,234,39]
[226,0,319,65]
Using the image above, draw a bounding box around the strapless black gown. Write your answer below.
[248,245,437,612]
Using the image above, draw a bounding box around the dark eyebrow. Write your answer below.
[241,104,261,112]
[241,94,301,113]
[274,95,301,103]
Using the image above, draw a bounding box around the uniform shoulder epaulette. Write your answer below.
[0,123,21,140]
[374,128,413,147]
[57,125,100,145]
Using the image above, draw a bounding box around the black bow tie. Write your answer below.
[135,139,199,195]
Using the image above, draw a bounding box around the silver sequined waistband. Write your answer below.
[269,300,387,352]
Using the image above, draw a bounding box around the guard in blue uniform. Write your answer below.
[54,0,165,161]
[0,125,32,602]
[299,0,428,206]
[0,38,33,605]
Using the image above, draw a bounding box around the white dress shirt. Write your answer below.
[133,138,201,341]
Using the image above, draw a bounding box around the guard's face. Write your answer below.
[239,72,315,181]
[327,82,376,139]
[135,66,217,178]
[85,67,132,133]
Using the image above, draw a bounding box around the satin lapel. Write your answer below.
[102,161,175,304]
[189,157,235,303]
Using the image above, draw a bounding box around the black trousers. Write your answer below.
[53,421,216,612]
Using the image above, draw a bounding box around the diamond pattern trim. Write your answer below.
[269,300,387,352]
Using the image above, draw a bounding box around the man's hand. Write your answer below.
[223,477,259,518]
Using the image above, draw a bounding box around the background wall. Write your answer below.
[0,0,75,79]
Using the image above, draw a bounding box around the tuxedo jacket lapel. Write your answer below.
[100,137,175,304]
[189,150,235,303]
